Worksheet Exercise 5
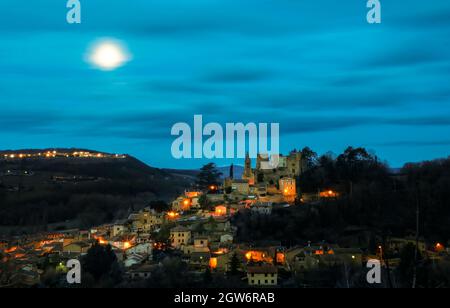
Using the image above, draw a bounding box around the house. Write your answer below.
[189,251,211,267]
[9,265,41,287]
[183,244,210,255]
[210,251,232,272]
[255,183,268,197]
[130,209,163,233]
[111,235,135,250]
[42,242,63,254]
[125,242,153,257]
[172,196,192,212]
[214,205,227,216]
[220,234,233,243]
[128,263,158,280]
[112,221,127,237]
[279,177,296,202]
[124,253,148,268]
[247,264,278,286]
[185,191,202,209]
[170,226,191,248]
[63,241,91,255]
[194,236,209,249]
[231,179,250,195]
[136,234,152,244]
[389,237,427,253]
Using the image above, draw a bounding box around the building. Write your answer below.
[247,264,278,286]
[220,234,233,243]
[125,242,153,256]
[111,221,127,237]
[254,150,304,185]
[172,196,192,212]
[194,236,209,249]
[214,205,227,216]
[111,235,135,250]
[128,264,157,280]
[255,183,268,197]
[279,177,297,202]
[242,153,255,185]
[185,191,202,209]
[189,251,211,267]
[170,226,192,248]
[231,179,250,195]
[124,253,148,268]
[62,241,91,255]
[279,177,296,196]
[130,208,163,233]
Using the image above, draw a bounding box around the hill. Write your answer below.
[0,149,193,235]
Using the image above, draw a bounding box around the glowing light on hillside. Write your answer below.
[167,211,179,219]
[209,257,218,269]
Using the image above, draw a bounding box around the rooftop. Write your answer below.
[247,264,278,274]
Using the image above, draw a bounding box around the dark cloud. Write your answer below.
[281,116,377,134]
[0,111,61,133]
[145,81,218,95]
[204,68,273,84]
[393,9,450,29]
[370,50,441,68]
[375,140,450,147]
[384,116,450,126]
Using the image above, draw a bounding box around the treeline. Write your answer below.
[234,147,450,246]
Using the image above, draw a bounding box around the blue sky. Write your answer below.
[0,0,449,168]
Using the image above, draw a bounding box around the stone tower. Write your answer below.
[243,153,252,178]
[242,152,255,185]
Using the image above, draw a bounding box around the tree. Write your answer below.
[257,172,264,183]
[149,200,170,213]
[196,163,222,189]
[81,242,119,283]
[203,267,213,285]
[398,243,422,287]
[301,147,318,169]
[198,194,211,210]
[228,252,241,276]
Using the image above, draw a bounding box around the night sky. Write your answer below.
[0,0,449,169]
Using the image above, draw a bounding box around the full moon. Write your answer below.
[87,39,131,71]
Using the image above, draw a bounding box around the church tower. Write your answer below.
[242,152,255,185]
[244,153,252,178]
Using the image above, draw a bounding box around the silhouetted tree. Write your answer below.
[196,163,222,189]
[81,242,119,283]
[228,252,241,276]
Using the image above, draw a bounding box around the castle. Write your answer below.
[243,150,305,186]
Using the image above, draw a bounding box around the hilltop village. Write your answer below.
[1,149,449,288]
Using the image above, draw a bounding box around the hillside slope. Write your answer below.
[0,149,193,234]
